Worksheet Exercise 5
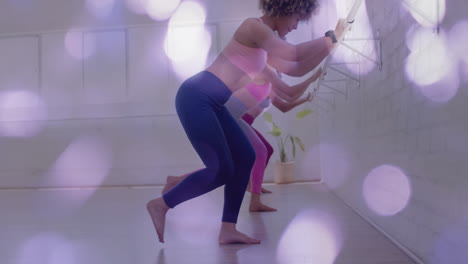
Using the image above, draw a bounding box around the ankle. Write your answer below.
[221,222,236,231]
[152,198,170,210]
[250,193,261,201]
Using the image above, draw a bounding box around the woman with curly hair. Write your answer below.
[146,0,344,245]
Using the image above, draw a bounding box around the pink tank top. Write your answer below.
[222,19,267,78]
[224,81,272,118]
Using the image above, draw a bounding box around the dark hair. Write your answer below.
[259,0,320,21]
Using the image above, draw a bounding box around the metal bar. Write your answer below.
[346,0,363,23]
[377,29,383,70]
[323,79,349,83]
[340,41,379,66]
[315,95,335,107]
[329,62,360,66]
[315,92,336,103]
[328,65,359,82]
[313,0,363,96]
[315,101,331,112]
[341,35,383,71]
[343,38,380,41]
[436,0,440,33]
[322,82,347,97]
[316,92,335,95]
[402,0,437,27]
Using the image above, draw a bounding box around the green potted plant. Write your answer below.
[263,109,312,183]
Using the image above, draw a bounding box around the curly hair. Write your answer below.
[258,0,319,21]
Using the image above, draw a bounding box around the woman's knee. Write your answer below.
[264,140,273,154]
[254,143,268,161]
[200,165,231,187]
[216,157,235,179]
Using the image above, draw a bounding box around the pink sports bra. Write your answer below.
[244,82,271,103]
[222,18,267,79]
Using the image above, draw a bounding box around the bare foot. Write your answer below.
[249,202,277,212]
[249,193,277,212]
[218,223,261,244]
[161,175,182,195]
[146,198,169,243]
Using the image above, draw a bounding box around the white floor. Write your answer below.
[0,183,415,264]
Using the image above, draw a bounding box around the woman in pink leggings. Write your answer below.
[243,83,315,211]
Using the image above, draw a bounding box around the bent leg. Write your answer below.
[217,108,255,223]
[163,79,235,208]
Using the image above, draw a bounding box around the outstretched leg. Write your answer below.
[242,113,275,195]
[235,119,277,212]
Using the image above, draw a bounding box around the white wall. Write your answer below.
[318,0,468,263]
[0,0,259,35]
[0,0,325,188]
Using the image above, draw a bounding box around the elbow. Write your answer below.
[282,105,294,112]
[283,96,296,103]
[289,65,309,77]
[273,89,294,102]
[284,91,296,99]
[276,64,302,77]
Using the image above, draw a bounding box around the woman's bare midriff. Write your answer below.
[205,54,253,93]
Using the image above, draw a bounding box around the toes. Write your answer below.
[250,204,277,212]
[218,232,261,245]
[247,237,261,244]
[240,233,260,244]
[157,232,165,243]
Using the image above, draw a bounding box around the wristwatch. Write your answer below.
[325,30,337,43]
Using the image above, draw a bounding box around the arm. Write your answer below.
[240,18,342,63]
[261,66,322,102]
[251,18,345,76]
[267,43,327,77]
[272,92,313,113]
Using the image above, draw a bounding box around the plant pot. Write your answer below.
[273,160,295,184]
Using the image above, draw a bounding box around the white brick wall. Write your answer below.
[0,1,256,187]
[0,23,219,187]
[0,1,322,187]
[319,0,468,263]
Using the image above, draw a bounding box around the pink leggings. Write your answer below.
[241,114,274,194]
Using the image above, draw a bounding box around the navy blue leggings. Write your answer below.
[163,71,255,223]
